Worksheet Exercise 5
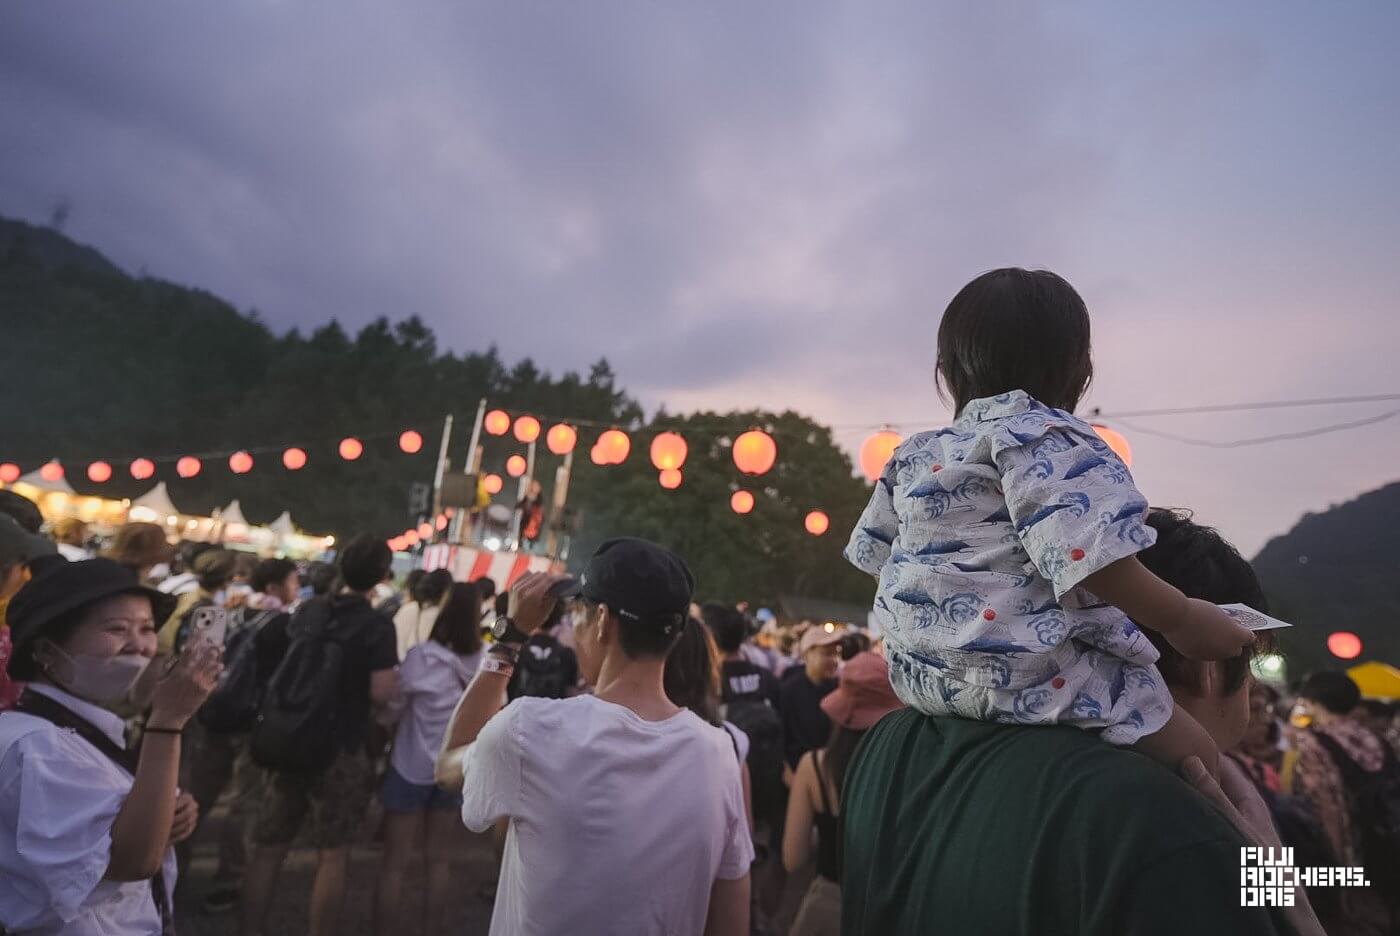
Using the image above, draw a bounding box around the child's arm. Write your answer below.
[1082,557,1254,660]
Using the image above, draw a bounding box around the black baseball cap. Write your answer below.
[559,537,695,632]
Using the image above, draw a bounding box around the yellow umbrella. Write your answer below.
[1347,661,1400,700]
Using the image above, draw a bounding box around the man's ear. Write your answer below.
[595,603,614,646]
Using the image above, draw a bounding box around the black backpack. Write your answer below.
[250,599,345,772]
[1314,730,1400,899]
[724,698,786,825]
[510,637,574,700]
[199,609,279,734]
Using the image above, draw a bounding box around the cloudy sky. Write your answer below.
[3,2,1397,555]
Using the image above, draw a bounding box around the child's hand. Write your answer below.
[1161,598,1255,660]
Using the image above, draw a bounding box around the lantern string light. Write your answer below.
[9,390,1395,479]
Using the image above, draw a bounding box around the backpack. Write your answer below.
[198,609,279,734]
[724,698,786,825]
[250,599,345,772]
[510,636,574,700]
[1314,730,1400,899]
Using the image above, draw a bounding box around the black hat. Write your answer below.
[560,537,695,632]
[0,513,57,563]
[7,558,177,666]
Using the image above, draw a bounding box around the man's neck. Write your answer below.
[592,652,680,722]
[805,664,827,684]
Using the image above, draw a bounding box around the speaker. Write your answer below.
[439,473,478,509]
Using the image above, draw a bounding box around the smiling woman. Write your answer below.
[0,559,221,934]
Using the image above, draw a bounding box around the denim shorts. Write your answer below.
[380,765,463,814]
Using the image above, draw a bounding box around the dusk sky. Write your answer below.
[2,2,1396,555]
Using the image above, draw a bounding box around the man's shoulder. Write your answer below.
[852,710,1243,849]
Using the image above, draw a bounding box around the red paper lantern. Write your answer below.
[87,461,112,483]
[387,536,404,552]
[282,447,307,470]
[547,424,577,455]
[483,473,504,495]
[339,437,363,461]
[176,456,201,479]
[805,510,830,536]
[39,461,64,482]
[399,430,423,454]
[1327,631,1362,660]
[733,430,777,476]
[0,463,19,484]
[596,429,631,466]
[404,529,420,546]
[1091,424,1133,468]
[859,430,902,483]
[659,468,683,490]
[513,416,541,444]
[130,458,155,481]
[417,522,433,539]
[650,432,688,471]
[506,454,528,477]
[229,451,254,474]
[484,410,511,436]
[731,490,755,514]
[435,513,448,531]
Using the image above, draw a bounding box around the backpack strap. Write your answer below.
[14,690,176,935]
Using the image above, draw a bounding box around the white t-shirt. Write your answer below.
[392,601,441,662]
[460,694,754,936]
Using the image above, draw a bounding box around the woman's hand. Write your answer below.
[1181,756,1326,936]
[147,643,222,731]
[167,792,199,845]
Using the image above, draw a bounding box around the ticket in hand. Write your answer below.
[1218,603,1292,631]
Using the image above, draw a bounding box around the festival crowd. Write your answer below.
[1,269,1398,936]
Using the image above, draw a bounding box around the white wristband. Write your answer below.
[479,655,514,678]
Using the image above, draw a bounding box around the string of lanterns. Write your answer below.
[1,406,1136,544]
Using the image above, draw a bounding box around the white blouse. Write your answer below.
[0,683,177,935]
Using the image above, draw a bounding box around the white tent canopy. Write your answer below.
[16,469,75,495]
[269,511,296,538]
[131,481,180,517]
[220,499,248,526]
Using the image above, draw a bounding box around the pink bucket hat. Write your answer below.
[820,652,904,731]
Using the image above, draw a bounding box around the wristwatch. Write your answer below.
[491,615,530,645]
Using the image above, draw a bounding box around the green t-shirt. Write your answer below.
[842,710,1290,936]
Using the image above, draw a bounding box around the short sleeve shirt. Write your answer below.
[0,684,178,935]
[843,391,1166,739]
[842,709,1289,936]
[461,695,753,936]
[720,659,781,709]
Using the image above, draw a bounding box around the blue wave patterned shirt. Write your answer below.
[844,391,1171,744]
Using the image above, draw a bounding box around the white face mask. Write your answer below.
[44,644,152,706]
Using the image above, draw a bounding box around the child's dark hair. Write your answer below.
[936,267,1094,415]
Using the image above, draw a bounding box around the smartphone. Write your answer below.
[187,605,229,649]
